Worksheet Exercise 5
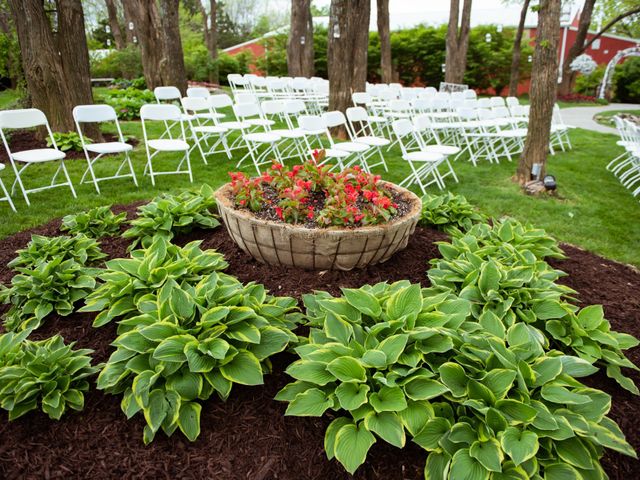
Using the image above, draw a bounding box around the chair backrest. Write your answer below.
[477,98,492,108]
[412,98,431,113]
[208,93,233,109]
[490,96,505,107]
[451,91,465,100]
[492,106,510,118]
[283,99,306,115]
[390,99,411,112]
[413,114,432,131]
[463,89,477,100]
[510,105,526,117]
[261,100,285,116]
[322,111,347,128]
[235,92,259,105]
[140,104,182,121]
[180,96,211,113]
[352,92,372,106]
[506,96,520,107]
[154,86,181,102]
[456,108,476,121]
[186,87,210,98]
[298,115,326,134]
[346,106,369,123]
[392,119,413,137]
[233,102,261,120]
[0,108,48,129]
[463,99,478,109]
[73,104,118,123]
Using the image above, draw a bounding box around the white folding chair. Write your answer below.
[140,104,192,185]
[0,164,16,212]
[186,87,210,98]
[345,106,389,171]
[550,104,573,153]
[233,102,282,173]
[73,104,138,194]
[392,119,446,193]
[154,86,194,140]
[322,111,374,171]
[0,108,75,206]
[297,115,351,166]
[180,97,231,162]
[261,100,306,160]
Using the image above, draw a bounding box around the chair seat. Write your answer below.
[368,115,387,123]
[333,142,370,153]
[301,128,326,136]
[219,121,251,130]
[423,145,461,156]
[320,148,351,158]
[355,136,389,147]
[86,142,133,154]
[195,112,225,120]
[497,128,528,138]
[246,119,275,127]
[552,125,570,132]
[148,139,189,151]
[272,128,305,139]
[405,151,443,162]
[12,148,65,163]
[244,132,281,143]
[193,125,227,134]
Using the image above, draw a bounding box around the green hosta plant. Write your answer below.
[123,184,220,249]
[429,226,639,393]
[276,281,472,474]
[80,236,228,327]
[61,205,127,239]
[97,272,300,444]
[419,192,487,235]
[0,332,100,420]
[7,234,106,270]
[46,131,90,152]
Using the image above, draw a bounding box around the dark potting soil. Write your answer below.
[0,130,139,163]
[0,205,639,479]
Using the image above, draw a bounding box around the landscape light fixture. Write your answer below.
[485,33,492,43]
[531,163,542,180]
[105,25,111,34]
[497,24,503,33]
[133,36,137,44]
[528,55,533,63]
[128,22,134,30]
[300,36,305,45]
[441,63,446,73]
[543,175,557,191]
[106,39,111,47]
[333,24,340,38]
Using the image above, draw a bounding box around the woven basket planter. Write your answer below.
[214,181,422,271]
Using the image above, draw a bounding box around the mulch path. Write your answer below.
[0,203,639,479]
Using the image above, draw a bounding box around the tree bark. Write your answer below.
[444,0,472,84]
[8,0,97,136]
[558,0,596,96]
[328,0,370,138]
[516,0,561,185]
[377,0,392,83]
[508,0,531,97]
[159,0,187,94]
[201,0,219,84]
[287,0,314,77]
[104,0,125,49]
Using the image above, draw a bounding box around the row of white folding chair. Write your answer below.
[550,105,574,154]
[609,117,640,198]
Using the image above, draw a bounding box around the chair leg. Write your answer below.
[0,178,16,212]
[125,152,139,187]
[60,160,77,198]
[84,156,101,194]
[11,163,31,206]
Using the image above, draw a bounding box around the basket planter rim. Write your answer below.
[214,180,422,233]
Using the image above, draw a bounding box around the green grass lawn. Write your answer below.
[593,109,640,127]
[0,89,638,267]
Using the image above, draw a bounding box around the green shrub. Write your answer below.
[46,132,90,152]
[97,271,299,443]
[113,77,147,90]
[90,45,143,79]
[613,57,640,104]
[61,205,127,239]
[428,220,639,393]
[0,332,99,420]
[419,193,487,235]
[123,184,220,249]
[278,281,637,477]
[80,236,228,327]
[7,234,106,270]
[574,66,605,97]
[99,87,155,120]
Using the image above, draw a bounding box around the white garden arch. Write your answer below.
[598,46,640,99]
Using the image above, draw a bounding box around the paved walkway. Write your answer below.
[561,103,639,134]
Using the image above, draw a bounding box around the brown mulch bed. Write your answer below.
[0,130,139,163]
[0,205,639,479]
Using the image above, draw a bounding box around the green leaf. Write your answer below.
[144,389,167,433]
[404,377,448,401]
[555,437,594,470]
[478,261,500,295]
[326,357,366,383]
[378,334,409,365]
[153,336,191,362]
[398,399,433,436]
[424,451,451,480]
[540,385,590,405]
[364,411,406,448]
[533,300,567,320]
[247,326,290,360]
[543,463,581,480]
[470,438,503,472]
[177,401,201,441]
[495,399,538,424]
[342,288,382,317]
[219,350,263,386]
[500,427,538,466]
[449,448,490,480]
[335,382,370,411]
[361,349,387,368]
[324,417,352,460]
[386,284,422,321]
[369,386,407,413]
[413,417,451,451]
[334,422,376,474]
[285,388,333,416]
[576,305,604,331]
[285,360,335,386]
[324,311,354,344]
[482,369,516,400]
[438,362,468,397]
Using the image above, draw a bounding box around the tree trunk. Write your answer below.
[508,0,531,97]
[377,0,392,83]
[558,0,596,96]
[122,0,166,91]
[209,0,219,84]
[105,0,125,49]
[287,0,314,77]
[444,0,472,84]
[516,0,561,185]
[328,0,371,139]
[159,0,187,94]
[8,0,96,136]
[0,6,19,89]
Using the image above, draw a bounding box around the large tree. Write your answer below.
[445,0,472,84]
[8,0,96,135]
[104,0,125,49]
[327,0,370,138]
[508,0,531,97]
[516,0,561,185]
[558,0,596,96]
[287,0,314,77]
[201,0,220,84]
[377,0,392,83]
[159,0,187,93]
